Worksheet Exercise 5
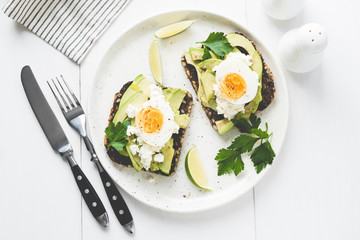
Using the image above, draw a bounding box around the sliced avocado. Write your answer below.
[162,88,174,100]
[125,144,142,172]
[159,138,174,175]
[200,69,216,102]
[184,51,215,109]
[120,74,151,109]
[150,159,160,172]
[184,52,203,74]
[198,59,222,70]
[118,149,129,157]
[137,76,152,97]
[226,33,263,80]
[231,47,240,53]
[196,69,217,110]
[215,119,234,135]
[198,78,216,110]
[207,98,217,110]
[175,114,190,128]
[189,47,204,61]
[166,89,187,112]
[184,51,203,89]
[198,81,208,108]
[113,91,148,124]
[239,87,263,119]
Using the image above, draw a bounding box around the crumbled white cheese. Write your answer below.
[154,153,164,163]
[138,145,154,170]
[137,136,144,145]
[150,84,164,99]
[126,126,139,136]
[129,144,139,155]
[126,104,138,118]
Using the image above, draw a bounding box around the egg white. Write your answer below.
[134,97,179,148]
[125,84,179,170]
[213,52,260,119]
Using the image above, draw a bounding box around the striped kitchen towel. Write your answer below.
[3,0,129,64]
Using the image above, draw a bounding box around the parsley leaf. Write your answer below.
[197,32,233,58]
[249,113,261,129]
[201,47,212,61]
[232,113,261,133]
[229,135,259,153]
[215,114,275,176]
[105,120,130,152]
[232,118,252,133]
[215,149,244,176]
[251,128,269,139]
[251,141,275,174]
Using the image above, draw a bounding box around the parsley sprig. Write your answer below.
[215,114,275,176]
[105,120,130,152]
[197,32,233,59]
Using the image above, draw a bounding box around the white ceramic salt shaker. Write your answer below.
[278,23,328,73]
[261,0,305,20]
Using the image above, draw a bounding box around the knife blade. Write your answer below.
[21,65,109,227]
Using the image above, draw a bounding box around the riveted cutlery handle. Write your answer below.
[71,165,107,218]
[99,169,133,225]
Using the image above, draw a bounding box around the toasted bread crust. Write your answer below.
[104,81,193,176]
[181,32,275,131]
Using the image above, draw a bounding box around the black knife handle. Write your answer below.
[61,150,108,226]
[99,166,133,225]
[71,165,107,219]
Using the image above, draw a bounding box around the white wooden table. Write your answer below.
[1,0,360,239]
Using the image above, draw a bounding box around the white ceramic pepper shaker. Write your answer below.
[278,23,328,73]
[260,0,305,20]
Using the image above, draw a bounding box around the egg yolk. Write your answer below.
[136,107,163,133]
[219,73,247,100]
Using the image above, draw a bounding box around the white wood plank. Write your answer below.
[247,0,360,239]
[80,0,256,239]
[0,7,81,240]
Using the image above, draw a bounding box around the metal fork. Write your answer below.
[47,76,134,234]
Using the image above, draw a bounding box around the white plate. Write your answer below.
[88,10,289,213]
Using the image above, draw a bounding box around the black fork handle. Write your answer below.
[83,136,134,227]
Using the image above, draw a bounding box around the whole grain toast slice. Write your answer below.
[181,32,275,131]
[104,81,193,176]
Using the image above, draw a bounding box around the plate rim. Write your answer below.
[87,9,289,213]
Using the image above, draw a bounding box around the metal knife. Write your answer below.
[21,66,109,227]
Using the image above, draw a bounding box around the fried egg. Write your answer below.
[126,84,179,169]
[212,52,259,120]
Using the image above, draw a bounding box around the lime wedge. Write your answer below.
[155,20,195,39]
[185,147,212,191]
[149,40,163,85]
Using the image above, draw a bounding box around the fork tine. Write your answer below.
[56,76,76,108]
[52,78,71,111]
[61,75,81,106]
[47,80,66,112]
